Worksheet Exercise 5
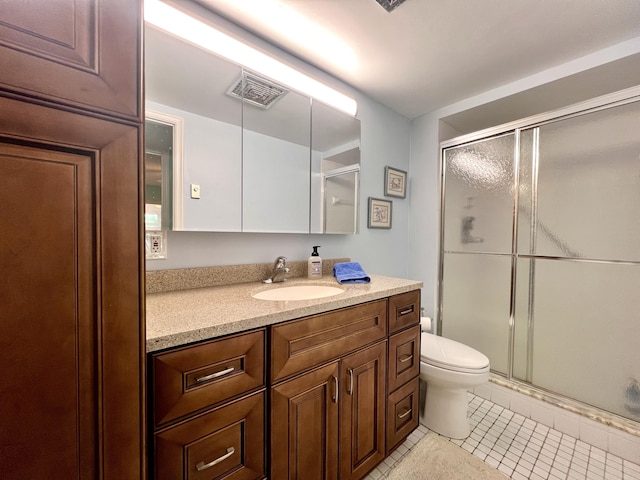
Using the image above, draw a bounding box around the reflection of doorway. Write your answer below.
[144,110,184,230]
[323,166,359,234]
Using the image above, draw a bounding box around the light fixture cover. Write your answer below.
[375,0,408,12]
[144,0,357,116]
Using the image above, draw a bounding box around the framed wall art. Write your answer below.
[368,197,392,229]
[384,166,407,198]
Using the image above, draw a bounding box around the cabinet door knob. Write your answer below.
[195,446,235,471]
[398,306,414,316]
[332,375,339,403]
[195,366,235,383]
[347,368,354,395]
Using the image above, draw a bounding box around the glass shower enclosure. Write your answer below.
[439,92,640,424]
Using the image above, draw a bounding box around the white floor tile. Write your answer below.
[384,393,640,480]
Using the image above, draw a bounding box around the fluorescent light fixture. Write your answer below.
[214,0,358,74]
[144,0,358,116]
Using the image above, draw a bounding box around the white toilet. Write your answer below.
[420,330,490,439]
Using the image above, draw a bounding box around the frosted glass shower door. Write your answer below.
[513,100,640,422]
[440,133,515,375]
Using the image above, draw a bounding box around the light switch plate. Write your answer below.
[190,183,201,199]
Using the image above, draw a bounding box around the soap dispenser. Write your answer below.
[308,246,322,279]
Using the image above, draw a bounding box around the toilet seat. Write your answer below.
[421,332,490,374]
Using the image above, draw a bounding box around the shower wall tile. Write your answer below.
[531,398,556,429]
[491,385,511,409]
[555,410,581,438]
[608,428,640,464]
[473,383,492,401]
[580,418,609,450]
[510,390,533,418]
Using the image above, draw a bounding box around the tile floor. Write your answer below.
[365,393,640,480]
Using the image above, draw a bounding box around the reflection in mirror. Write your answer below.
[324,168,359,234]
[242,74,312,233]
[145,110,183,231]
[145,25,361,234]
[310,100,361,234]
[145,26,242,232]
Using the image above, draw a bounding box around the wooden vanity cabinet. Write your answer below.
[270,300,388,480]
[150,329,267,480]
[148,290,421,480]
[386,290,421,454]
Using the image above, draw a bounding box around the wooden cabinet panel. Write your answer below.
[152,329,265,428]
[271,362,340,480]
[0,143,96,479]
[155,391,266,480]
[0,0,141,120]
[388,325,421,392]
[386,379,420,454]
[271,300,387,382]
[0,97,143,479]
[388,290,420,334]
[340,342,387,480]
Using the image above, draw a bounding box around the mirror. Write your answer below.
[144,111,182,230]
[144,25,360,233]
[310,100,361,234]
[241,75,312,233]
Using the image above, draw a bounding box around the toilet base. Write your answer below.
[420,383,471,439]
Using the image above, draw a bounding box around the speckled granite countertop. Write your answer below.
[146,275,422,353]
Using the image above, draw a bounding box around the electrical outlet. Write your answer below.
[190,183,201,199]
[145,231,167,259]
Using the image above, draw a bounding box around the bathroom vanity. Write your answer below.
[146,273,422,480]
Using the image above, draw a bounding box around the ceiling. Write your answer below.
[194,0,640,120]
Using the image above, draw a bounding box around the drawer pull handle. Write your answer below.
[399,354,413,364]
[399,306,414,316]
[332,375,339,403]
[195,447,235,471]
[195,366,234,383]
[398,408,412,419]
[348,368,354,395]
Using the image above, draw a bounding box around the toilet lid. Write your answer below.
[421,333,490,372]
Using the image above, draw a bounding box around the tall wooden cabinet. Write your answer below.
[0,2,145,479]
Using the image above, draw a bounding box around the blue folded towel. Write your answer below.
[333,262,371,284]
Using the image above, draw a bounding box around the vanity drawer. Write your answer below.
[386,379,419,454]
[151,329,265,428]
[388,324,420,392]
[271,299,387,382]
[154,390,265,480]
[388,290,420,334]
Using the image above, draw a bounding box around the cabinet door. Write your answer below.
[271,362,340,480]
[0,0,141,120]
[0,97,143,480]
[340,343,387,480]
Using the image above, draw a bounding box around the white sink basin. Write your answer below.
[252,285,344,301]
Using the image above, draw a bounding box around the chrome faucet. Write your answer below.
[263,256,290,283]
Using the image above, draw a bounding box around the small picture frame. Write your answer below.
[368,197,392,229]
[384,166,407,198]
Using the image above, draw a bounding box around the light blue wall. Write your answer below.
[147,5,412,279]
[147,92,412,278]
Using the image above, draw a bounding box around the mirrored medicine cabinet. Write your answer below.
[144,25,361,234]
